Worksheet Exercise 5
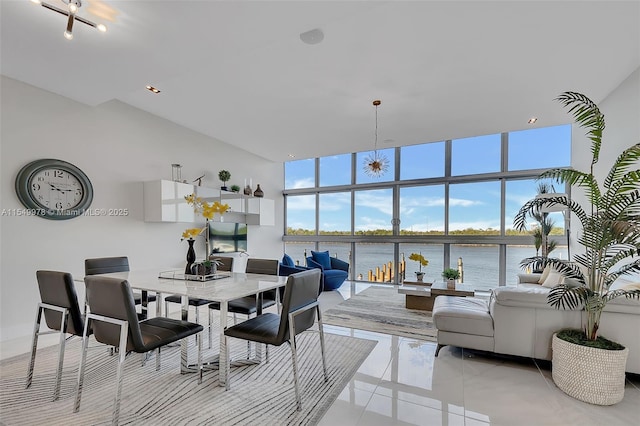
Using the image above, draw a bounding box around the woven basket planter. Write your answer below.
[552,333,628,405]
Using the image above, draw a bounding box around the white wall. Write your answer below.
[0,76,284,342]
[570,67,639,278]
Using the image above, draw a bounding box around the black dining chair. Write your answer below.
[223,269,328,411]
[84,256,157,317]
[75,276,203,425]
[26,270,91,401]
[164,256,234,348]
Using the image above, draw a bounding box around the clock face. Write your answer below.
[31,168,85,210]
[15,159,93,220]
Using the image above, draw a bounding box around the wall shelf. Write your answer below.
[143,180,273,225]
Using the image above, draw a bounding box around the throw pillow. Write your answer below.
[541,270,565,288]
[282,254,295,267]
[311,250,332,270]
[538,265,551,284]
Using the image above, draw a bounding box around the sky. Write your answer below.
[285,124,571,233]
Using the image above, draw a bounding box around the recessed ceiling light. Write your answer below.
[145,85,161,94]
[383,139,395,144]
[300,28,324,45]
[288,154,296,158]
[528,117,538,124]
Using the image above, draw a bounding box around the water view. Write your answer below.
[284,242,568,291]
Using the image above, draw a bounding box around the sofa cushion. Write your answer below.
[433,296,493,337]
[311,250,332,270]
[538,265,551,284]
[541,270,565,288]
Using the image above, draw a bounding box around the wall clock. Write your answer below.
[15,159,93,220]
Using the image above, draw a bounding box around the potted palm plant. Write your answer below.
[514,91,640,405]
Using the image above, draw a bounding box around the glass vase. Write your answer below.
[185,239,196,275]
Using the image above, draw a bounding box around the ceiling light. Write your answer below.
[34,0,107,40]
[288,154,296,158]
[146,85,161,94]
[300,28,324,45]
[363,100,390,178]
[528,117,538,124]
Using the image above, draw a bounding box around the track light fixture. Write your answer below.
[32,0,107,40]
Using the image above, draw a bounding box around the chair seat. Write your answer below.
[164,294,211,307]
[322,269,348,291]
[137,317,204,352]
[209,296,276,315]
[223,312,282,345]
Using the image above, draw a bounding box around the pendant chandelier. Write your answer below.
[363,99,389,178]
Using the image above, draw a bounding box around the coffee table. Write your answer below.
[398,281,475,311]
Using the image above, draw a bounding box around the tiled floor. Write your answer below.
[2,281,639,425]
[316,281,640,426]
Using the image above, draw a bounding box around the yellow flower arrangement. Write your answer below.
[181,227,204,241]
[408,252,429,272]
[181,194,230,240]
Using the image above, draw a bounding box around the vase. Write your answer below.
[415,272,425,281]
[447,279,456,289]
[552,333,628,405]
[185,239,196,275]
[244,185,253,196]
[254,184,264,198]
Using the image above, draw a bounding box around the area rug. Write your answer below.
[0,327,375,425]
[323,285,437,342]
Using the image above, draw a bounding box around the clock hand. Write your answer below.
[49,183,73,193]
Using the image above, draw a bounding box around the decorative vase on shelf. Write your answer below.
[185,239,196,275]
[447,279,456,289]
[244,185,253,196]
[415,272,425,281]
[254,184,264,198]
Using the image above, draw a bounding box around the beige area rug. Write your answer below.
[323,285,437,342]
[0,325,375,425]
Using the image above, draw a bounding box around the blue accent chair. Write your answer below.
[278,254,310,276]
[306,250,349,291]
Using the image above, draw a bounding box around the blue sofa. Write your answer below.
[306,250,349,291]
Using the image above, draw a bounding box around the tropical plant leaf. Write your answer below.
[547,284,589,310]
[603,143,640,190]
[555,91,604,165]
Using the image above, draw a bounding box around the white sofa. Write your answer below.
[433,274,640,374]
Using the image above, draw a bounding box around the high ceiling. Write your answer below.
[2,0,638,162]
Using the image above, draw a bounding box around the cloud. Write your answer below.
[354,216,392,231]
[319,192,351,211]
[286,177,315,189]
[449,198,483,207]
[355,191,393,215]
[449,220,500,231]
[286,194,315,210]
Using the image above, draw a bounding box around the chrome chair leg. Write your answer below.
[112,321,129,426]
[53,309,69,400]
[208,309,212,349]
[26,305,42,390]
[288,315,302,411]
[317,307,329,381]
[74,320,92,414]
[197,331,203,384]
[156,347,161,371]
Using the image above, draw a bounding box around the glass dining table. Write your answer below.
[77,269,287,387]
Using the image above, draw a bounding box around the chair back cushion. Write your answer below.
[210,256,234,272]
[246,258,279,275]
[311,250,332,270]
[84,276,142,352]
[282,254,295,267]
[277,269,322,342]
[36,270,85,336]
[85,256,130,275]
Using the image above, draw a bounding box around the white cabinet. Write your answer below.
[143,180,196,222]
[143,180,273,225]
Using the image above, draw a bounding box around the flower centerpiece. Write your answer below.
[181,194,230,275]
[408,252,429,281]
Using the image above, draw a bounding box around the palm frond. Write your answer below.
[555,91,605,165]
[547,284,590,310]
[603,143,640,189]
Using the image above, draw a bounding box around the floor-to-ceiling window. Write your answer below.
[283,124,571,290]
